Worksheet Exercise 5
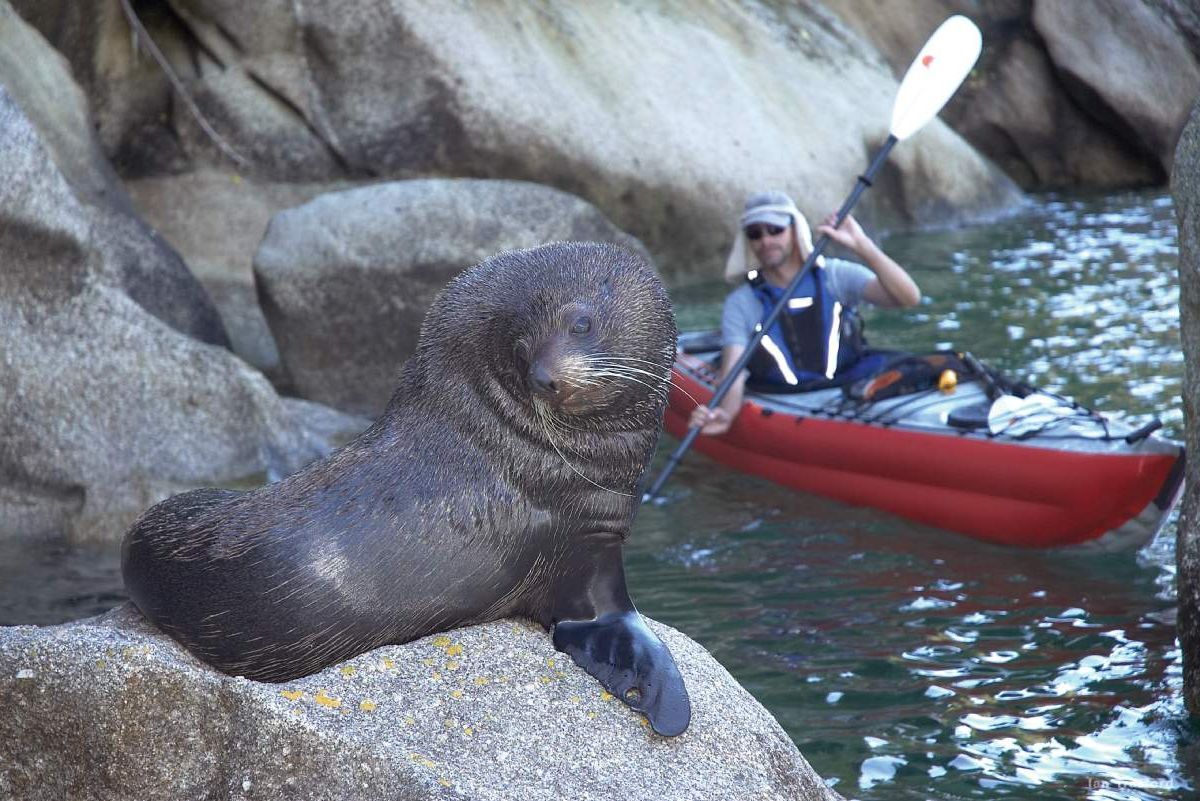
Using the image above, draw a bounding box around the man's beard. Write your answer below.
[759,242,792,270]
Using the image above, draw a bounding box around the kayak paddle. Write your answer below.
[643,15,983,504]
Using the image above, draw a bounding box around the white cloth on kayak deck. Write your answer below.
[719,257,876,349]
[987,393,1080,437]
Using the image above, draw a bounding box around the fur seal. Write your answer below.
[122,241,690,736]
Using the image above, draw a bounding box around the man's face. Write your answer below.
[747,223,794,271]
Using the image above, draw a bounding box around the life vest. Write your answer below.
[745,267,866,387]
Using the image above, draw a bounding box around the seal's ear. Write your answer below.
[554,609,692,737]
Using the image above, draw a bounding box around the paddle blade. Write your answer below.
[889,15,982,141]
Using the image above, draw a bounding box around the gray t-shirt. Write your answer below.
[720,258,875,348]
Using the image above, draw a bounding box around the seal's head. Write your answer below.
[410,241,677,431]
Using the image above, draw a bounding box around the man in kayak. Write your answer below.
[688,190,921,436]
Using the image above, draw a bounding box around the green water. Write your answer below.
[1,191,1193,799]
[634,190,1195,799]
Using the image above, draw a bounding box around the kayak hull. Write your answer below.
[664,345,1183,549]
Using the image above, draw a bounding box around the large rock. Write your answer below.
[11,0,338,178]
[0,31,365,541]
[253,178,650,416]
[0,606,843,801]
[125,170,353,382]
[53,0,1019,278]
[826,0,1173,189]
[1170,97,1200,716]
[0,230,360,542]
[9,0,200,175]
[165,0,345,180]
[1033,0,1200,178]
[0,1,228,346]
[1161,0,1200,55]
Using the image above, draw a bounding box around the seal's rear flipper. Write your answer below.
[553,610,692,736]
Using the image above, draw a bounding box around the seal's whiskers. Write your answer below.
[557,357,668,404]
[579,354,700,406]
[585,354,668,369]
[587,372,670,405]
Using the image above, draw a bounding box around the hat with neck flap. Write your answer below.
[723,190,822,284]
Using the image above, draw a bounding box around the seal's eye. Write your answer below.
[570,316,592,336]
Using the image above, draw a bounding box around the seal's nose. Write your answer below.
[529,362,558,397]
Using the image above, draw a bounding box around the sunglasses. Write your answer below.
[745,224,786,240]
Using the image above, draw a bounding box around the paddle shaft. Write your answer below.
[642,134,899,503]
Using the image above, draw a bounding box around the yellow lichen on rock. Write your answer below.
[280,689,304,701]
[360,699,378,712]
[313,689,341,709]
[450,689,464,699]
[432,636,451,648]
[339,666,356,678]
[408,753,437,769]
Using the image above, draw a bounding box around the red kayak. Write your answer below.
[663,332,1185,549]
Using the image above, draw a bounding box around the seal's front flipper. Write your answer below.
[545,540,691,736]
[553,610,692,737]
